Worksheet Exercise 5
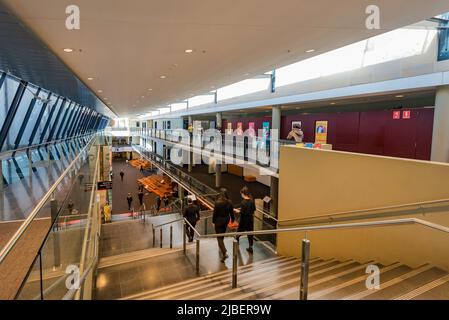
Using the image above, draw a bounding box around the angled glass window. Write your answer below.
[0,75,20,133]
[6,85,38,150]
[33,94,57,144]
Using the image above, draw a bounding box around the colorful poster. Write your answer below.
[262,122,270,139]
[315,121,328,144]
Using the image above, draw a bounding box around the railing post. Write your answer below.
[170,225,173,249]
[39,251,44,300]
[159,228,163,248]
[232,239,238,288]
[195,239,200,275]
[183,221,186,255]
[152,225,155,247]
[204,217,208,235]
[299,238,311,300]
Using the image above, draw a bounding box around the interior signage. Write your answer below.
[392,111,401,120]
[97,181,113,190]
[402,110,411,119]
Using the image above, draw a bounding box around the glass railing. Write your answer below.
[131,127,297,171]
[0,135,102,300]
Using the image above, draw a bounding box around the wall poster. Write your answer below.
[315,121,328,144]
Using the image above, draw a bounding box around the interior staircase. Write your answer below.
[121,255,449,300]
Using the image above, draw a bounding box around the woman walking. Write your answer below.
[212,188,235,262]
[236,186,256,253]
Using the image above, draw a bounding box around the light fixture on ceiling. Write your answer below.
[306,49,315,53]
[185,49,194,53]
[63,48,74,53]
[160,75,167,79]
[98,90,103,93]
[330,102,336,105]
[87,77,94,81]
[396,95,405,98]
[148,88,153,91]
[104,98,108,100]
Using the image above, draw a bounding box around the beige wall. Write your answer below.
[278,146,449,270]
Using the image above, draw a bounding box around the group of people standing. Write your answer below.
[183,186,256,262]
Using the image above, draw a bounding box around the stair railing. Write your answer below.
[195,217,449,300]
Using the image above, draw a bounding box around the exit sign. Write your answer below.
[392,111,401,120]
[402,110,411,119]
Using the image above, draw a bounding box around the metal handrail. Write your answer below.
[152,217,184,229]
[0,135,95,265]
[279,198,449,225]
[197,217,449,239]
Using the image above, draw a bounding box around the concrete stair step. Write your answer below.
[359,266,447,300]
[121,255,296,300]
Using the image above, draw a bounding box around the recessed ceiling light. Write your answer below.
[104,98,108,100]
[98,90,103,93]
[63,48,74,53]
[160,75,166,79]
[396,95,405,98]
[306,49,315,53]
[148,88,153,91]
[185,49,194,53]
[87,77,94,81]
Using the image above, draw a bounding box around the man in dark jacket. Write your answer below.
[183,198,200,242]
[126,193,133,211]
[212,188,235,262]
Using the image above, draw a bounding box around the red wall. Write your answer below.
[224,107,435,160]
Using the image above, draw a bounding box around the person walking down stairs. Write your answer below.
[183,198,200,242]
[235,186,256,254]
[213,188,235,262]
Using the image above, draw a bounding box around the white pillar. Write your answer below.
[431,86,449,162]
[272,106,281,131]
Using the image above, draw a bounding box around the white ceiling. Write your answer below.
[3,0,449,117]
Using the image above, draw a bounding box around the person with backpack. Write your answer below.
[183,198,200,242]
[212,188,235,262]
[235,186,256,254]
